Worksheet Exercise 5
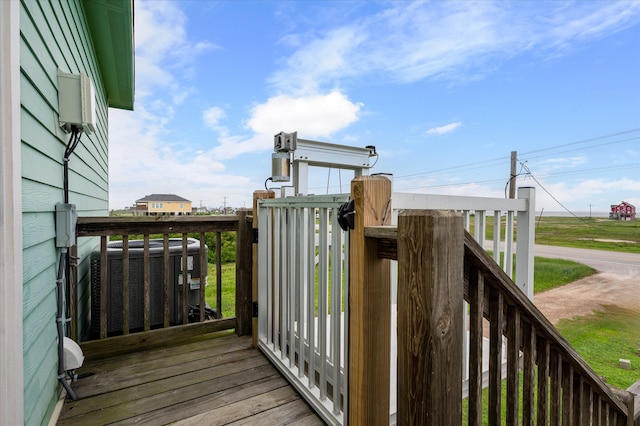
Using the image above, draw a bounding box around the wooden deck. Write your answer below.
[57,332,324,425]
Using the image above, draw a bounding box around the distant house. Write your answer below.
[609,201,636,220]
[134,194,193,216]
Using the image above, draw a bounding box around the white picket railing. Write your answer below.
[257,187,535,425]
[257,195,349,426]
[389,187,536,420]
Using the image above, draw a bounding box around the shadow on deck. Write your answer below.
[57,332,324,425]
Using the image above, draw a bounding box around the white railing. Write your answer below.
[257,194,349,426]
[391,187,536,299]
[390,187,536,418]
[257,187,535,425]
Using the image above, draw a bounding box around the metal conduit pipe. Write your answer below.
[56,248,77,400]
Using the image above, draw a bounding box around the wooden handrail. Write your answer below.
[76,215,239,236]
[362,220,634,424]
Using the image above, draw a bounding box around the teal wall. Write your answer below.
[20,0,108,424]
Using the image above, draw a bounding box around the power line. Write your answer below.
[519,128,640,157]
[521,136,640,162]
[393,128,640,182]
[394,155,510,181]
[519,162,600,228]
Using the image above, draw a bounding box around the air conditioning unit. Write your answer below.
[90,238,208,336]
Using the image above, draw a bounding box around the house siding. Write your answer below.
[20,0,109,424]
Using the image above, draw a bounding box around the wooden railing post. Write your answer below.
[252,190,274,347]
[235,208,252,336]
[397,209,464,425]
[348,175,391,426]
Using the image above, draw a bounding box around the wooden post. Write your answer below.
[235,208,252,336]
[397,209,464,426]
[252,190,275,347]
[348,175,391,426]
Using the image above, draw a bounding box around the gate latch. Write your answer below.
[337,199,355,231]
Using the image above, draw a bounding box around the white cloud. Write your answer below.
[537,155,589,173]
[203,106,227,129]
[427,122,462,136]
[269,1,640,93]
[270,27,366,94]
[209,91,363,160]
[247,91,362,137]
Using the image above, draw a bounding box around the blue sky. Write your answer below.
[109,1,640,214]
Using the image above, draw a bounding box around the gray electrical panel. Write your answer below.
[55,203,77,248]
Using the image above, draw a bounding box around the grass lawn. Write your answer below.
[555,305,640,390]
[532,256,594,293]
[473,215,640,254]
[205,263,236,319]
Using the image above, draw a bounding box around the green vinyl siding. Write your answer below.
[20,0,110,424]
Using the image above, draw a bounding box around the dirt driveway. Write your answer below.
[534,271,640,324]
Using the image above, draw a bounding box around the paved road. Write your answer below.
[534,245,640,276]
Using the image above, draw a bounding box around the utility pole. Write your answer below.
[223,196,227,214]
[508,151,517,199]
[589,204,592,218]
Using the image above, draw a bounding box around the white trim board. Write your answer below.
[0,1,24,424]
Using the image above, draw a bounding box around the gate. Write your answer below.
[257,194,349,425]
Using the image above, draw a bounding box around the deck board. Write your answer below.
[58,332,324,425]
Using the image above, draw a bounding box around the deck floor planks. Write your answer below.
[70,347,263,398]
[58,333,324,425]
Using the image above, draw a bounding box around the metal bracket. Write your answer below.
[252,301,258,317]
[252,228,259,244]
[337,199,355,231]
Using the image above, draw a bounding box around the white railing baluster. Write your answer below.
[318,207,328,400]
[342,229,349,420]
[504,211,515,278]
[297,207,306,378]
[280,208,288,359]
[258,205,269,345]
[289,207,297,368]
[307,207,316,390]
[273,208,281,352]
[493,210,501,264]
[331,208,342,414]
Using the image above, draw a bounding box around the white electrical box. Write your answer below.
[57,70,96,134]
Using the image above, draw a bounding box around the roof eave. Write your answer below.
[83,0,134,110]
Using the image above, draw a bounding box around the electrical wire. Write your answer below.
[520,136,640,162]
[370,153,380,168]
[519,128,640,157]
[63,129,82,203]
[519,162,600,228]
[393,128,639,183]
[504,161,527,199]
